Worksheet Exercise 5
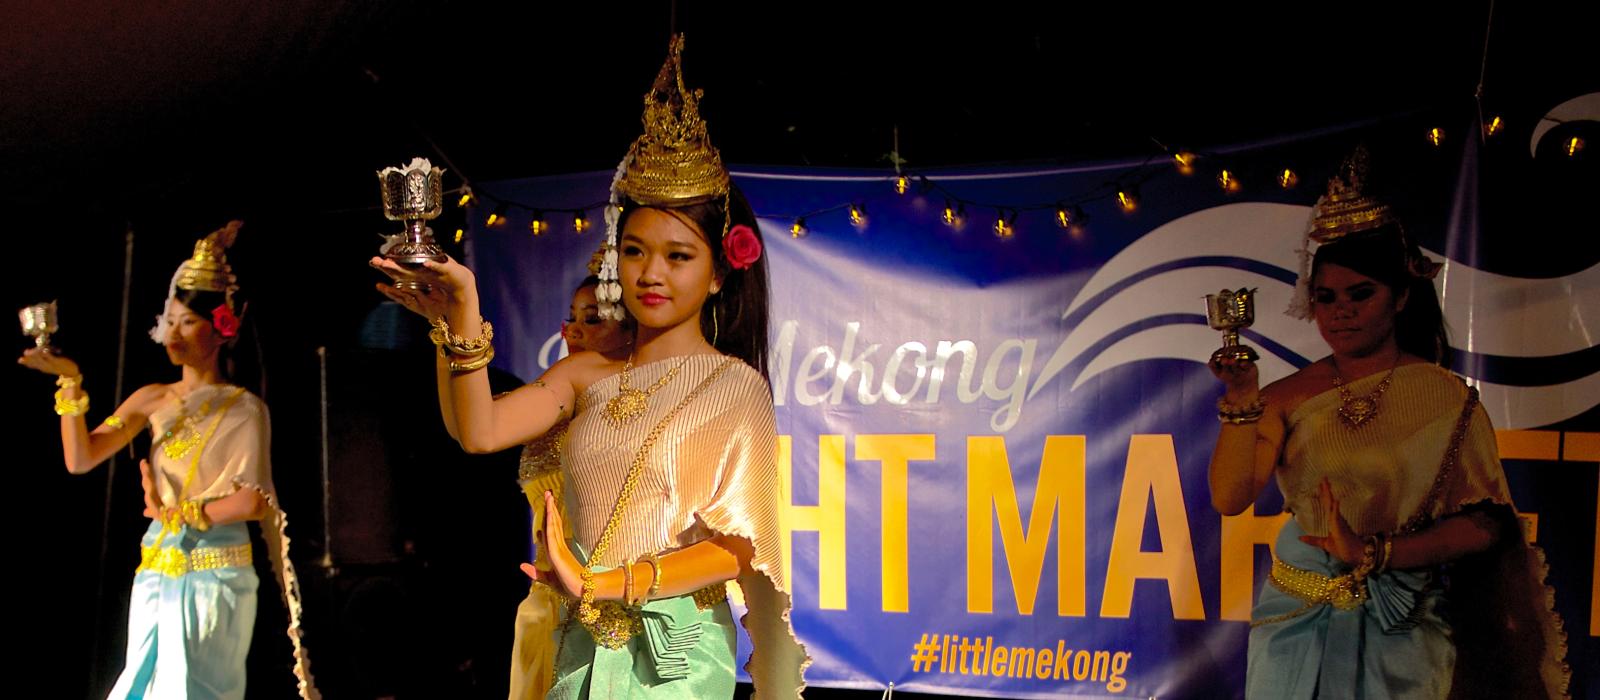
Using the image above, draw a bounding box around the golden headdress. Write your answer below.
[595,35,729,320]
[1307,146,1396,243]
[150,220,242,342]
[1286,149,1438,319]
[615,34,730,206]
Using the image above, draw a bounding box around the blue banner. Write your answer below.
[467,122,1597,698]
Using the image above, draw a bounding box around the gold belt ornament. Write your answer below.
[138,542,253,578]
[1253,558,1368,627]
[583,582,729,650]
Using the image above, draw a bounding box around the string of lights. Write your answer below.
[439,113,1569,245]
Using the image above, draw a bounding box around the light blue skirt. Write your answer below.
[107,520,259,700]
[1247,519,1454,699]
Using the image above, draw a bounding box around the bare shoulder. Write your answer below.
[124,383,175,415]
[553,350,625,396]
[1262,360,1332,418]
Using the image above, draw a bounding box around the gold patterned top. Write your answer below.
[566,354,809,698]
[518,418,568,482]
[1279,362,1571,697]
[1279,363,1506,537]
[518,418,569,570]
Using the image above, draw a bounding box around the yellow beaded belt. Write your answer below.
[137,542,253,578]
[1254,558,1367,627]
[583,582,729,650]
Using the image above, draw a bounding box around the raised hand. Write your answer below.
[1298,478,1364,565]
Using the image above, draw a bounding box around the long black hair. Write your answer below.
[618,184,771,382]
[1311,224,1449,367]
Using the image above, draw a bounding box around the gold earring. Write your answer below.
[711,305,719,346]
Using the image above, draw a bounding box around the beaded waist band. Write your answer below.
[1252,557,1368,627]
[138,542,253,578]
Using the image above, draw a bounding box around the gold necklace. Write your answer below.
[602,355,696,428]
[1330,356,1399,428]
[161,386,220,461]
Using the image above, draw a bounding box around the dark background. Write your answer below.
[3,1,1594,698]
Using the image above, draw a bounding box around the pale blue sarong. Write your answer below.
[107,520,259,700]
[1247,519,1453,699]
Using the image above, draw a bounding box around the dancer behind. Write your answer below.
[377,274,632,698]
[1206,155,1567,699]
[20,221,318,699]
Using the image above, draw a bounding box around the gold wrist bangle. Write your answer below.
[1352,535,1379,582]
[54,388,90,417]
[640,552,663,601]
[578,567,599,623]
[430,316,495,357]
[181,500,211,532]
[1374,533,1393,574]
[448,345,495,372]
[1217,396,1266,424]
[621,558,636,607]
[1217,410,1263,424]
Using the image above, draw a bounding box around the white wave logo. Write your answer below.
[1027,202,1600,430]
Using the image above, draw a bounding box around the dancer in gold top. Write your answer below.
[1206,155,1567,698]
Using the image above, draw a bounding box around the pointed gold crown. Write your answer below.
[177,220,241,297]
[614,34,730,206]
[1309,146,1396,243]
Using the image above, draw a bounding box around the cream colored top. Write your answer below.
[565,354,809,699]
[148,384,272,504]
[146,384,320,699]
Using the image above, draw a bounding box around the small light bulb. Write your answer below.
[1174,151,1196,176]
[993,210,1015,239]
[1218,170,1241,193]
[849,203,866,227]
[1116,189,1137,212]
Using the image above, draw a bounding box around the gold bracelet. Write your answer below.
[104,415,127,430]
[1217,395,1266,424]
[429,316,495,356]
[1351,535,1379,583]
[578,567,599,623]
[448,345,495,372]
[181,500,211,532]
[54,388,90,417]
[640,552,663,601]
[621,557,636,607]
[1373,533,1392,574]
